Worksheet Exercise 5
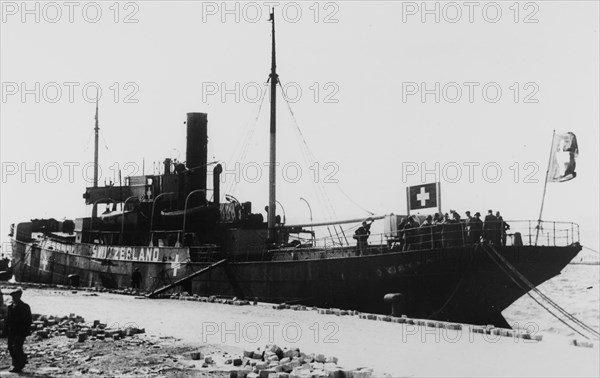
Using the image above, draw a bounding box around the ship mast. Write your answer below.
[93,97,99,188]
[267,9,278,243]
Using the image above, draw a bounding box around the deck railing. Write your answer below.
[274,219,580,257]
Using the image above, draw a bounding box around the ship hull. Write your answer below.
[10,239,580,327]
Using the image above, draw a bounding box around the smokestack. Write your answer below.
[213,164,223,205]
[186,113,208,204]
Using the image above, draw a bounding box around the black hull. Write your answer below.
[10,239,580,327]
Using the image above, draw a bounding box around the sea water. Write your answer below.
[504,262,600,338]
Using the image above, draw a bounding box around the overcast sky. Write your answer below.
[1,1,598,251]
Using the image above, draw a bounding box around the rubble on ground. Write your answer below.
[1,312,374,378]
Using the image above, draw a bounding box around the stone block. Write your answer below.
[259,369,276,378]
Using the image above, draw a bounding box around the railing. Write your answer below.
[270,219,580,258]
[380,220,579,250]
[505,220,580,247]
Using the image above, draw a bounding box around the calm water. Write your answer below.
[503,263,600,339]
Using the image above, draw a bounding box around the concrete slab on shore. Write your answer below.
[5,288,600,377]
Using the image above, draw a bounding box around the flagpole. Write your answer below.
[535,130,555,245]
[406,187,411,216]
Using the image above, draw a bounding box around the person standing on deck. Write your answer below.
[397,217,408,251]
[464,211,472,242]
[496,211,510,246]
[354,220,372,256]
[403,216,420,251]
[469,212,483,243]
[420,215,434,250]
[483,210,498,244]
[1,287,33,373]
[432,213,443,249]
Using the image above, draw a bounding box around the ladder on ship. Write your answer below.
[146,259,228,298]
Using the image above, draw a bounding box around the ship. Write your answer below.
[8,12,581,328]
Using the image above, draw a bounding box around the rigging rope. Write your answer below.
[582,245,599,254]
[481,243,599,339]
[278,80,376,246]
[225,81,269,196]
[100,131,110,150]
[278,81,341,245]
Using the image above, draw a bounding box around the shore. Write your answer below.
[1,286,598,377]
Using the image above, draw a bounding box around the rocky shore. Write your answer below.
[1,311,369,378]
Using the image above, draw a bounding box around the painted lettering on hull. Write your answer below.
[40,239,74,254]
[91,246,162,262]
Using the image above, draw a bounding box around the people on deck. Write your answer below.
[395,209,506,249]
[397,217,408,251]
[432,213,444,249]
[483,210,498,244]
[354,220,372,256]
[402,216,420,251]
[469,212,483,243]
[464,211,472,242]
[441,213,458,247]
[497,211,510,246]
[419,215,434,250]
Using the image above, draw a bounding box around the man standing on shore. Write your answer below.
[131,268,142,290]
[2,287,32,373]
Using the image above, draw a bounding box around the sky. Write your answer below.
[1,1,598,252]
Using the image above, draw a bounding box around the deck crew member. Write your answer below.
[420,215,434,250]
[442,213,460,247]
[469,212,483,243]
[354,220,372,256]
[432,213,444,249]
[2,287,32,373]
[464,211,472,242]
[450,212,465,245]
[496,211,510,246]
[403,216,419,251]
[483,210,498,244]
[397,217,408,251]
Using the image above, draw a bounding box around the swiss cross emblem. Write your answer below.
[40,251,50,271]
[171,254,181,277]
[408,183,438,210]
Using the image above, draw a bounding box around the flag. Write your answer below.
[407,183,438,211]
[548,132,578,182]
